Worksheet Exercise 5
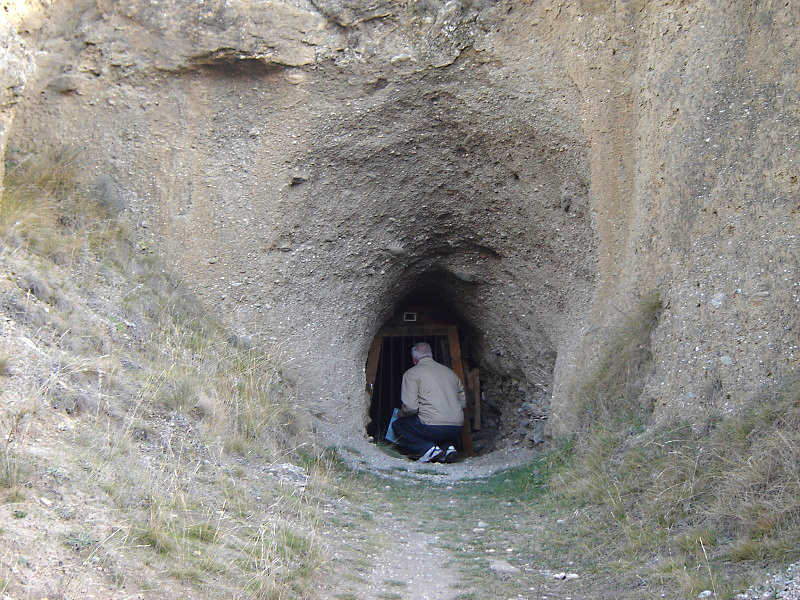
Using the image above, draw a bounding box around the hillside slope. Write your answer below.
[0,150,328,599]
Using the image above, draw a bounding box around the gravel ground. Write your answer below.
[317,421,538,484]
[732,564,800,600]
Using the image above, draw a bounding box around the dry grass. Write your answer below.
[0,354,13,377]
[2,148,106,264]
[550,286,799,597]
[570,292,663,430]
[0,149,328,599]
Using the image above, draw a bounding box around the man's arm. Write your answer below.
[457,376,466,410]
[398,371,419,418]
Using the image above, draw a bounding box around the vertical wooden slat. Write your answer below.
[447,326,465,380]
[365,334,383,396]
[448,326,474,456]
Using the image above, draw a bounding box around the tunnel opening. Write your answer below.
[365,285,557,455]
[365,334,452,442]
[365,303,478,455]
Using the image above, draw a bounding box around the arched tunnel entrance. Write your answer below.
[245,57,596,447]
[365,301,553,456]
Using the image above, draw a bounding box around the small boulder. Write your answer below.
[489,559,519,579]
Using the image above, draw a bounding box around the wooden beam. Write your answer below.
[364,335,383,396]
[378,325,452,338]
[448,326,474,457]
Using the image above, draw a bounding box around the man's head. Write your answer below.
[411,342,433,365]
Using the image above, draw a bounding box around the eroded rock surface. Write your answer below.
[6,0,798,443]
[0,10,35,192]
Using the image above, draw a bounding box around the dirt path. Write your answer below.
[316,481,461,600]
[314,446,661,600]
[310,437,545,599]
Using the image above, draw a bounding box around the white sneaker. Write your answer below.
[443,446,457,463]
[418,445,443,463]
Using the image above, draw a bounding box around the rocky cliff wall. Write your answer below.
[0,8,34,194]
[544,0,799,432]
[6,0,798,442]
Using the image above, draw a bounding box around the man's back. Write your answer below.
[401,357,465,426]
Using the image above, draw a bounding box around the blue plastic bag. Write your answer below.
[385,408,400,443]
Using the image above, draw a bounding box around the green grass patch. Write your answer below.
[63,530,96,551]
[183,522,220,543]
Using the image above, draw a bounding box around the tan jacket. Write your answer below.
[400,357,466,426]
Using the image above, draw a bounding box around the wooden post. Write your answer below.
[364,335,383,397]
[447,326,474,456]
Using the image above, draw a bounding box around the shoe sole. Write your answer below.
[418,447,443,463]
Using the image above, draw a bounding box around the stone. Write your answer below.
[489,559,520,576]
[97,0,325,70]
[708,293,725,309]
[309,0,395,27]
[266,463,308,485]
[48,74,82,94]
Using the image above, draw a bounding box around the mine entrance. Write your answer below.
[365,304,478,456]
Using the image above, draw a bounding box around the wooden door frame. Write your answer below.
[365,325,475,456]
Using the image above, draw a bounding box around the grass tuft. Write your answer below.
[549,378,800,594]
[0,354,13,377]
[570,291,663,430]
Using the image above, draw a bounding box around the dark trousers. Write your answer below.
[392,415,462,456]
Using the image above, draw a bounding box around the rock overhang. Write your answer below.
[269,63,596,425]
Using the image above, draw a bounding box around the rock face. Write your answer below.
[6,0,798,441]
[0,11,35,195]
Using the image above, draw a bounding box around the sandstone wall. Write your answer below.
[541,0,799,432]
[0,9,34,195]
[6,0,798,441]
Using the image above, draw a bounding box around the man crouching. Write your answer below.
[393,342,466,463]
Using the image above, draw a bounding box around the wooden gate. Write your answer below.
[365,304,477,456]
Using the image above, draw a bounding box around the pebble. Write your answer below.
[734,563,800,600]
[698,592,713,599]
